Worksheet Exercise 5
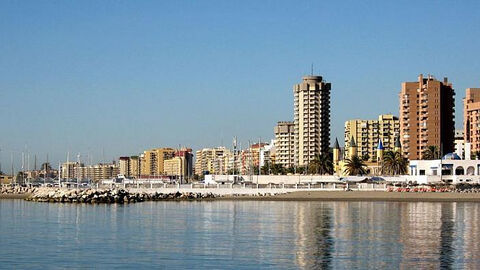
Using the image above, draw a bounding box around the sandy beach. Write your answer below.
[230,191,480,202]
[4,190,480,202]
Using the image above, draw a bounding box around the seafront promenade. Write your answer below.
[3,184,480,202]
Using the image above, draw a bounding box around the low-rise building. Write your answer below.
[74,163,119,182]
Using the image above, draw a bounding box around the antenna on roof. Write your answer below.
[311,63,314,75]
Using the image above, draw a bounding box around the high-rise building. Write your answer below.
[344,114,400,161]
[194,147,232,176]
[293,75,331,166]
[399,74,455,160]
[118,156,141,178]
[464,87,480,153]
[140,148,175,176]
[274,121,295,168]
[61,161,83,179]
[129,156,141,178]
[119,157,129,176]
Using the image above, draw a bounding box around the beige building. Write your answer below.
[164,156,187,178]
[119,156,141,178]
[195,147,232,176]
[61,162,83,179]
[399,74,455,160]
[464,87,480,153]
[294,75,331,166]
[74,163,119,182]
[140,148,175,176]
[0,174,13,184]
[119,157,129,176]
[344,114,400,161]
[274,121,295,168]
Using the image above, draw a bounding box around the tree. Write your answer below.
[422,145,440,160]
[308,153,333,175]
[226,169,240,175]
[344,155,367,176]
[382,150,408,175]
[270,164,285,175]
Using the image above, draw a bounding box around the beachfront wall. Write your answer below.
[205,175,341,185]
[409,159,480,184]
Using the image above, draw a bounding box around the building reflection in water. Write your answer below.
[292,201,480,269]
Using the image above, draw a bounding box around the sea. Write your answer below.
[1,199,480,269]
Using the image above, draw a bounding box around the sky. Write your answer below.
[1,0,480,171]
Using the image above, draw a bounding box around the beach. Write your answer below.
[240,190,480,202]
[4,188,480,202]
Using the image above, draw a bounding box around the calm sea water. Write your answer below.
[1,199,480,269]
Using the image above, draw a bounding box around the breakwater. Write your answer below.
[1,186,36,196]
[24,188,217,203]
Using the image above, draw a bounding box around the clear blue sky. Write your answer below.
[1,0,479,170]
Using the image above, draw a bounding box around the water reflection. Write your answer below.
[291,202,480,269]
[1,200,480,269]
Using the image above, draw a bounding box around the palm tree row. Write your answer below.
[308,153,334,175]
[422,145,441,160]
[381,150,408,175]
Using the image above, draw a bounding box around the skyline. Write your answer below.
[1,1,480,169]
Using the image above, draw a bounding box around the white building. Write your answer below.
[408,152,480,184]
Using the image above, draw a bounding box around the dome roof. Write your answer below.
[442,153,461,160]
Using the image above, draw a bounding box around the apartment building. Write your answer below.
[464,87,480,153]
[344,114,400,161]
[74,163,119,182]
[399,74,455,160]
[294,75,331,166]
[195,147,232,176]
[274,121,295,168]
[140,148,175,176]
[61,162,83,179]
[119,156,141,178]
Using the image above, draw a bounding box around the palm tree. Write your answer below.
[344,155,367,176]
[308,153,333,175]
[382,150,408,175]
[472,151,480,160]
[422,145,440,160]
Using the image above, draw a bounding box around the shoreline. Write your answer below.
[218,191,480,202]
[0,193,31,199]
[4,190,480,202]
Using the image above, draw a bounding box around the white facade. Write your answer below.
[409,157,480,184]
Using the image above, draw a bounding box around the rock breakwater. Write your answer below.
[25,188,217,203]
[1,186,37,195]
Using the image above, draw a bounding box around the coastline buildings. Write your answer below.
[140,148,175,176]
[194,147,233,176]
[399,74,455,160]
[61,162,83,179]
[408,144,480,185]
[119,156,141,178]
[0,174,14,184]
[464,87,480,154]
[74,163,119,182]
[344,114,400,161]
[293,75,331,166]
[163,148,193,181]
[274,121,295,168]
